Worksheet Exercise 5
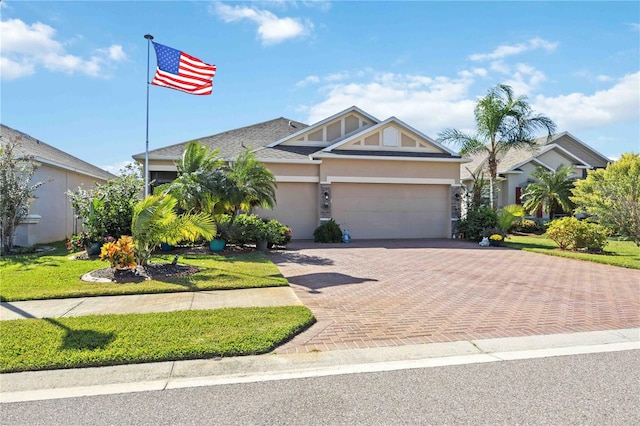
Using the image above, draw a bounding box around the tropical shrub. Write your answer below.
[132,194,215,265]
[231,214,267,244]
[100,236,137,269]
[265,219,292,246]
[546,217,609,251]
[511,218,544,234]
[457,207,498,241]
[571,153,640,246]
[313,219,342,243]
[66,232,89,253]
[67,164,144,241]
[497,204,525,235]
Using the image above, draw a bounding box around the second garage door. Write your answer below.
[331,183,450,239]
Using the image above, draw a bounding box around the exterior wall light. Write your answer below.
[323,191,330,207]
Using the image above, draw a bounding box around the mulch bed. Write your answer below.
[87,263,201,283]
[75,244,257,283]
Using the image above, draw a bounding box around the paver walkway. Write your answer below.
[269,240,640,353]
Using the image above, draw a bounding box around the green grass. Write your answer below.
[504,235,640,269]
[0,242,288,302]
[0,306,315,373]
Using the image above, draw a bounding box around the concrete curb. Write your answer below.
[2,328,637,403]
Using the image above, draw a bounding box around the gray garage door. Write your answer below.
[331,183,450,239]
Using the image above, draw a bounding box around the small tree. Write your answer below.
[522,164,576,220]
[0,140,44,254]
[67,163,144,241]
[571,153,640,246]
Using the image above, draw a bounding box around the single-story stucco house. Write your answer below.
[0,124,115,247]
[133,106,468,240]
[460,132,611,218]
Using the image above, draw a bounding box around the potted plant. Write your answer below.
[489,234,504,247]
[210,215,234,252]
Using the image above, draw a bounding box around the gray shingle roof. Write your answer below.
[460,134,585,180]
[133,117,309,160]
[254,145,321,160]
[1,124,116,181]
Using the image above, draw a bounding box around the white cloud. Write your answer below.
[296,75,320,87]
[502,63,547,95]
[596,74,613,82]
[212,2,312,45]
[0,18,125,80]
[100,160,134,175]
[533,71,640,131]
[99,45,127,62]
[296,71,354,87]
[628,23,640,31]
[305,72,477,135]
[469,37,558,61]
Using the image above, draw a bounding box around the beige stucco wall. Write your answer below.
[14,165,108,246]
[319,158,460,183]
[262,162,319,178]
[254,182,319,239]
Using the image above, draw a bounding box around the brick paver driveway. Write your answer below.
[269,239,639,353]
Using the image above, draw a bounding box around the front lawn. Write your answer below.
[0,242,288,301]
[0,306,314,373]
[504,235,640,269]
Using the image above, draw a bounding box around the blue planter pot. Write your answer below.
[209,239,226,252]
[160,243,174,251]
[87,242,102,256]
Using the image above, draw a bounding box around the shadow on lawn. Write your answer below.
[45,318,115,350]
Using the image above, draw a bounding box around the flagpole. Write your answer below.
[144,34,154,197]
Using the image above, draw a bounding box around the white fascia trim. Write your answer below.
[258,158,322,164]
[149,165,178,172]
[325,176,456,185]
[321,116,458,156]
[133,155,180,161]
[275,176,320,183]
[531,158,556,171]
[266,106,380,148]
[551,144,593,169]
[313,153,468,163]
[33,157,113,181]
[555,131,611,163]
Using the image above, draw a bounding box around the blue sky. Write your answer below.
[2,1,639,173]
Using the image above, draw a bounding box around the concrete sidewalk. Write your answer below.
[0,287,302,320]
[1,328,638,403]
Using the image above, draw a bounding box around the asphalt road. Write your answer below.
[2,350,638,425]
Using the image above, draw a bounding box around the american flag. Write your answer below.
[151,42,216,95]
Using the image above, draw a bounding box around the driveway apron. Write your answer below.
[269,240,640,353]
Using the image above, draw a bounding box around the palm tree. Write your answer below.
[224,150,277,219]
[438,84,556,208]
[131,194,216,265]
[157,142,226,215]
[522,164,576,221]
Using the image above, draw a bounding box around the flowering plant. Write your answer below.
[66,232,89,253]
[100,235,137,269]
[489,234,504,241]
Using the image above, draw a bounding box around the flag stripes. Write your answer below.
[151,42,216,96]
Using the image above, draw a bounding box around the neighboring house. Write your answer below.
[460,132,611,218]
[133,106,467,240]
[0,124,115,247]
